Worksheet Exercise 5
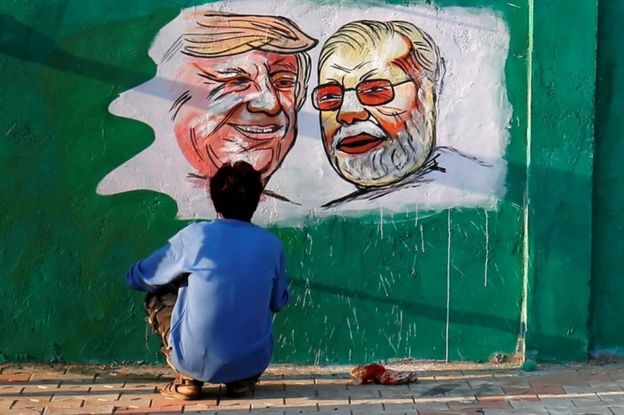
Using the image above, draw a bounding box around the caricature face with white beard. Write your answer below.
[316,30,437,188]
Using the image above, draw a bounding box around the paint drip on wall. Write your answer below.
[96,1,512,224]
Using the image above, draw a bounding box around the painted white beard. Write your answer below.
[330,107,435,188]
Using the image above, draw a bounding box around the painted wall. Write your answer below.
[0,0,607,365]
[590,0,624,356]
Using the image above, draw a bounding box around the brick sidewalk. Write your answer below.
[2,362,624,414]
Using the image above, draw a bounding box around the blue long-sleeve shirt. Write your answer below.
[127,219,289,383]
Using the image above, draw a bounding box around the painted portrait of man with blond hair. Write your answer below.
[171,12,317,202]
[100,10,317,206]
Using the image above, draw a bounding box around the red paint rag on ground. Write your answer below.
[350,363,418,385]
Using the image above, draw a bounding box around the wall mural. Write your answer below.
[97,1,511,224]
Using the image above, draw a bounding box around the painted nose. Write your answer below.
[247,79,281,116]
[337,90,369,125]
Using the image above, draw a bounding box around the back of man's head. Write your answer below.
[210,161,263,221]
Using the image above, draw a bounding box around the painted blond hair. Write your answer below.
[180,12,318,110]
[319,20,442,83]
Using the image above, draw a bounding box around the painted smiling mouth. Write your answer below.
[337,133,385,155]
[230,124,282,135]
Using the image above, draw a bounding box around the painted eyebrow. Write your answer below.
[192,63,249,82]
[329,61,368,73]
[271,59,297,73]
[217,67,250,76]
[360,68,380,81]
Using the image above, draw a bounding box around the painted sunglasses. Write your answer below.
[312,79,413,111]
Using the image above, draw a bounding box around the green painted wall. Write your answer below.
[590,0,624,355]
[0,0,610,365]
[524,0,597,362]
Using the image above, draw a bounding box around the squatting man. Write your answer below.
[127,161,288,399]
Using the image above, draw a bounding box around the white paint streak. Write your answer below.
[383,331,399,355]
[346,318,354,343]
[520,0,535,361]
[484,210,490,287]
[378,273,390,297]
[445,209,452,363]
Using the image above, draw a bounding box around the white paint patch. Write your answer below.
[96,0,512,224]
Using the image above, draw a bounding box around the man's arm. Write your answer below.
[126,231,188,293]
[270,249,289,313]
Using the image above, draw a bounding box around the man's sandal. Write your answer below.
[160,375,203,400]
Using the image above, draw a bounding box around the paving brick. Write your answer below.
[121,382,160,393]
[47,395,85,411]
[468,380,506,398]
[313,402,352,414]
[379,402,421,414]
[350,402,385,414]
[88,382,125,392]
[478,394,538,403]
[183,400,218,411]
[44,404,115,414]
[149,395,185,412]
[257,379,285,390]
[576,370,613,383]
[413,396,476,405]
[609,404,624,414]
[483,408,548,415]
[10,398,46,414]
[606,391,624,401]
[416,409,466,415]
[572,396,603,408]
[285,378,315,385]
[55,381,92,394]
[248,408,288,415]
[22,384,60,395]
[116,392,153,409]
[13,395,52,405]
[534,397,576,410]
[315,386,349,400]
[80,401,118,414]
[548,407,612,415]
[0,372,32,382]
[313,377,348,385]
[217,396,253,410]
[29,371,70,382]
[283,395,316,407]
[565,384,622,394]
[0,398,16,410]
[377,384,412,399]
[0,384,25,395]
[502,385,560,396]
[251,397,286,409]
[448,399,512,411]
[83,392,122,403]
[114,408,181,414]
[508,398,549,410]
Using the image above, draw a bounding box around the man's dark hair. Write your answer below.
[210,161,263,221]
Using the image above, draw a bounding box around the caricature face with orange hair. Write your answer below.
[174,51,300,182]
[170,12,316,184]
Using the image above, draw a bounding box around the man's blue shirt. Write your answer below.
[127,219,289,383]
